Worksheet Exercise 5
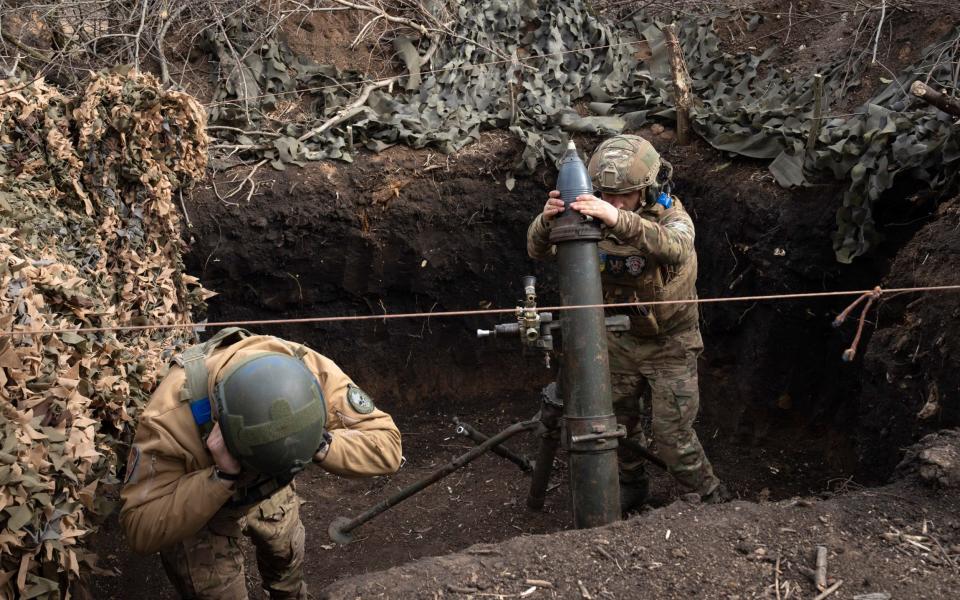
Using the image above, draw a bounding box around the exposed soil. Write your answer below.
[87,2,960,598]
[322,431,960,600]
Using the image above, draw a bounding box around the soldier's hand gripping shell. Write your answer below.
[542,190,566,221]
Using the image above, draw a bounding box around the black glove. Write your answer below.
[315,431,333,462]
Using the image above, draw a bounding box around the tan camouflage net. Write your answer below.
[0,72,210,599]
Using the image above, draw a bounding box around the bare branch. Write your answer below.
[298,76,398,142]
[133,0,148,72]
[329,0,430,37]
[911,80,960,117]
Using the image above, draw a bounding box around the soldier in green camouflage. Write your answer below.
[527,134,726,511]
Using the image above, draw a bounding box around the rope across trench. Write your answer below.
[3,285,959,344]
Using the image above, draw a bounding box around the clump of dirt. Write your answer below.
[895,429,960,489]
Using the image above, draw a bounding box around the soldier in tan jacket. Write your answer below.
[120,331,402,599]
[527,135,725,511]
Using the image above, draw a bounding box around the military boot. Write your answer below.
[619,467,650,514]
[701,482,732,504]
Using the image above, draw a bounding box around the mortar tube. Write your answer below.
[550,140,621,527]
[328,418,540,544]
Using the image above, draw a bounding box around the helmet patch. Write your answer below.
[347,384,375,414]
[626,255,646,275]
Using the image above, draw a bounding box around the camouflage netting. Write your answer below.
[0,72,210,598]
[207,0,959,263]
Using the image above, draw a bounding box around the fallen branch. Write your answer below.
[233,158,267,204]
[812,579,843,600]
[871,0,887,64]
[155,4,187,86]
[210,158,266,205]
[775,556,782,600]
[331,0,430,36]
[0,29,52,64]
[911,80,960,117]
[178,189,193,229]
[297,76,398,142]
[815,545,828,591]
[132,0,149,72]
[207,125,284,138]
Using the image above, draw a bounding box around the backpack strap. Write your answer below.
[173,327,253,434]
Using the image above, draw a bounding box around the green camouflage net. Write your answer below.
[207,1,959,263]
[0,72,210,599]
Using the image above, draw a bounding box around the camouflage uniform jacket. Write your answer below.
[527,197,699,336]
[120,335,402,554]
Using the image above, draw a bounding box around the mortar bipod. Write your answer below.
[453,417,533,471]
[526,381,669,510]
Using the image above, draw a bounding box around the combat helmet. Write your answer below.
[214,353,326,478]
[587,134,661,193]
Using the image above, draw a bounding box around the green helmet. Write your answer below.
[587,134,661,193]
[214,353,326,478]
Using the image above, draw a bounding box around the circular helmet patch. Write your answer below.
[346,384,375,414]
[626,255,646,275]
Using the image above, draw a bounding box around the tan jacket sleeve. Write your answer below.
[302,350,402,477]
[119,373,234,555]
[608,202,695,265]
[526,214,555,261]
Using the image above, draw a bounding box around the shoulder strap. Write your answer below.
[173,327,253,433]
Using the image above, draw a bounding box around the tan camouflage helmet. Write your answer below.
[587,135,661,193]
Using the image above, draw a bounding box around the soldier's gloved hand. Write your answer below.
[542,190,566,222]
[206,422,242,476]
[313,431,333,463]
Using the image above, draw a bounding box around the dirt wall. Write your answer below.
[184,129,946,485]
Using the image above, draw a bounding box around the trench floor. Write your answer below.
[91,391,847,597]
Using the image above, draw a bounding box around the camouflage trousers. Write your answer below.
[607,326,720,496]
[159,484,307,600]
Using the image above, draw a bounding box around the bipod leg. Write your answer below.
[453,417,533,471]
[527,426,560,510]
[619,437,667,471]
[527,382,564,510]
[329,418,540,544]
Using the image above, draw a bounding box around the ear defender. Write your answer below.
[645,180,662,206]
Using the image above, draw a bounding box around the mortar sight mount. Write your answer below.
[476,275,559,367]
[477,275,630,365]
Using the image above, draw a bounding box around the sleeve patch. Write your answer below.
[346,384,375,414]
